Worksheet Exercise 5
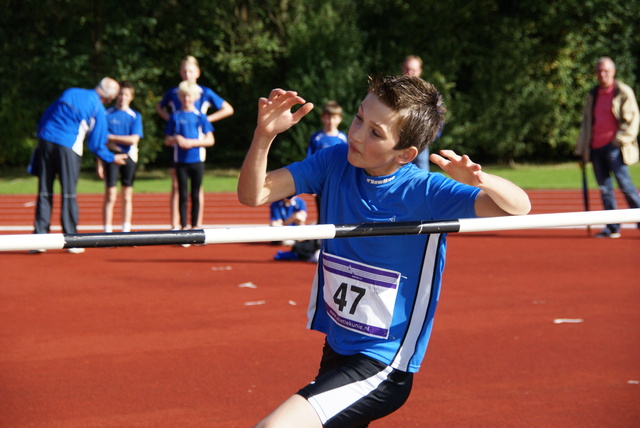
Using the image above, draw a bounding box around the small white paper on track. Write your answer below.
[238,282,257,288]
[553,318,584,324]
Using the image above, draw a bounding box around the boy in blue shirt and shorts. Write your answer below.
[164,81,214,231]
[156,55,234,230]
[99,81,144,233]
[238,75,531,428]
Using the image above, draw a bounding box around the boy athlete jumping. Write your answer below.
[238,75,531,428]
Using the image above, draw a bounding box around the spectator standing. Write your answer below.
[164,81,215,232]
[307,101,348,158]
[156,55,234,229]
[576,56,640,238]
[307,101,347,222]
[98,81,144,233]
[402,54,444,171]
[401,54,423,78]
[33,77,127,253]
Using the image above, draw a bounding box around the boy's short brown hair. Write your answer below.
[368,75,445,153]
[120,81,135,97]
[322,100,343,116]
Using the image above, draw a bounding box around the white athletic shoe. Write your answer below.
[594,230,621,239]
[67,247,86,254]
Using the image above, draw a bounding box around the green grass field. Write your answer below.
[1,163,640,194]
[0,168,240,194]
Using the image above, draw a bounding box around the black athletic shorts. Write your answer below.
[105,157,137,187]
[297,341,413,428]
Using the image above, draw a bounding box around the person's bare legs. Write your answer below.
[103,186,117,233]
[254,394,322,428]
[121,185,133,232]
[170,167,179,229]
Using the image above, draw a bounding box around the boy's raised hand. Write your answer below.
[430,149,485,187]
[256,89,314,138]
[431,149,531,216]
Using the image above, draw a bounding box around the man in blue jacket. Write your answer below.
[33,78,127,252]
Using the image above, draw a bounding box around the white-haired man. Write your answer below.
[576,57,640,238]
[33,78,127,252]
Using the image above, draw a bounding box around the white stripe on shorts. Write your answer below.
[307,366,393,424]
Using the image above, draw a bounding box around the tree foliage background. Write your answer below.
[0,0,638,170]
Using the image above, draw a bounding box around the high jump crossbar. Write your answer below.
[1,209,639,252]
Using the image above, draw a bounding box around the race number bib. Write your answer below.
[322,252,401,339]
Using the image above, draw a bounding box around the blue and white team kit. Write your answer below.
[270,197,307,223]
[105,107,144,162]
[160,84,222,164]
[37,87,116,163]
[165,110,214,164]
[287,143,480,373]
[307,130,348,157]
[159,84,226,118]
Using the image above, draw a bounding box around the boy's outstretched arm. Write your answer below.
[207,101,234,123]
[238,89,314,207]
[430,150,531,217]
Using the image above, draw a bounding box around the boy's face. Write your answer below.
[322,113,342,130]
[116,87,134,109]
[178,91,199,110]
[282,196,295,205]
[180,63,201,83]
[347,93,415,177]
[402,58,422,77]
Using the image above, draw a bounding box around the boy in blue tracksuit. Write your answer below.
[238,75,531,427]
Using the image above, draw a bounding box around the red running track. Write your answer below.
[0,189,636,232]
[0,191,639,427]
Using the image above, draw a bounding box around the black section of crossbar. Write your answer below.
[63,230,206,248]
[334,220,461,237]
[60,220,462,249]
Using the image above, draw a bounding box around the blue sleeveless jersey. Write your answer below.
[286,143,480,373]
